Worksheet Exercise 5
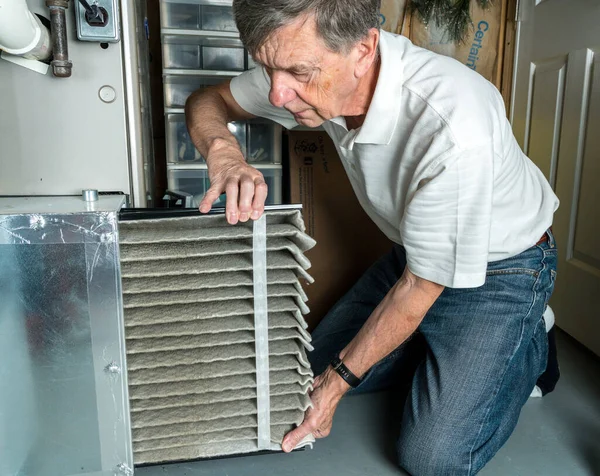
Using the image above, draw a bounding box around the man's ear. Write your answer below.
[354,28,380,78]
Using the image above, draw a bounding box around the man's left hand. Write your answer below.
[281,367,350,452]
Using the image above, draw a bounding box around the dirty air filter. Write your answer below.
[118,208,316,465]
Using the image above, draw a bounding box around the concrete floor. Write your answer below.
[137,330,600,476]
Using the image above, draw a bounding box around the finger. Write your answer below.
[199,183,224,214]
[282,421,313,453]
[251,178,268,220]
[238,176,255,222]
[225,180,240,225]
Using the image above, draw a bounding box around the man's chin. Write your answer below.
[294,116,325,128]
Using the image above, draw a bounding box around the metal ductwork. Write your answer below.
[0,197,316,475]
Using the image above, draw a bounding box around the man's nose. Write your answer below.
[269,71,297,108]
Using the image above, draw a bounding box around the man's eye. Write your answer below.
[293,71,310,79]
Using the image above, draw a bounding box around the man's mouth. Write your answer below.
[292,110,311,119]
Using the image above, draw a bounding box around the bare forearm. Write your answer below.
[185,84,253,164]
[184,82,266,221]
[340,269,444,381]
[282,269,443,452]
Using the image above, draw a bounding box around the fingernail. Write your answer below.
[228,213,237,223]
[282,443,291,453]
[251,210,260,219]
[240,212,249,222]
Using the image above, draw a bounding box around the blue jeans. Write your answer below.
[309,231,557,475]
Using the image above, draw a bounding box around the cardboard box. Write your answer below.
[288,131,393,330]
[410,0,503,86]
[380,0,409,34]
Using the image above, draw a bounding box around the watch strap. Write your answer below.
[330,355,361,388]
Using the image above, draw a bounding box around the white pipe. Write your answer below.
[0,0,51,60]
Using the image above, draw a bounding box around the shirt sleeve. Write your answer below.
[230,66,299,130]
[400,144,495,288]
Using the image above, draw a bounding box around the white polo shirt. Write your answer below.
[230,31,559,288]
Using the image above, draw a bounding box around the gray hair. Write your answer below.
[232,0,381,56]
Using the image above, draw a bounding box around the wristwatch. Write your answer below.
[330,355,361,388]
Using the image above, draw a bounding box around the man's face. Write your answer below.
[254,16,365,127]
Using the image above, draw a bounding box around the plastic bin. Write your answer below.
[167,114,280,164]
[166,114,246,163]
[163,35,245,71]
[203,42,244,71]
[163,75,227,108]
[247,121,281,164]
[201,4,236,32]
[161,1,237,32]
[168,168,224,206]
[163,35,202,69]
[167,166,283,207]
[161,1,201,30]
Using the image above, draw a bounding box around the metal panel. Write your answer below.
[75,0,120,42]
[121,0,154,207]
[0,0,130,197]
[0,195,132,476]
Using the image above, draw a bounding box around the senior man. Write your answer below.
[186,0,559,474]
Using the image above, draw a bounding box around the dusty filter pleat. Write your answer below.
[122,283,303,309]
[124,311,311,340]
[119,209,316,465]
[131,409,306,442]
[123,296,309,327]
[121,268,306,294]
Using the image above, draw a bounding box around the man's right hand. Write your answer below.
[186,80,264,224]
[200,143,268,225]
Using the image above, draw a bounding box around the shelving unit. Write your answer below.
[159,0,283,208]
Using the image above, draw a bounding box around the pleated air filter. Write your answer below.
[118,208,316,465]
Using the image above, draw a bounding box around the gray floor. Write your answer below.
[137,330,600,476]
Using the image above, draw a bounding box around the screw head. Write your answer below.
[105,362,121,374]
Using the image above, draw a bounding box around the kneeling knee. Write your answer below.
[397,431,471,476]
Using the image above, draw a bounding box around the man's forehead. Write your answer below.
[255,53,319,70]
[254,15,325,69]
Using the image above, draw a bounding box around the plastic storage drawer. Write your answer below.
[166,114,245,163]
[201,4,237,32]
[247,120,281,164]
[163,35,246,71]
[161,1,237,32]
[163,75,230,108]
[167,167,283,207]
[167,114,281,164]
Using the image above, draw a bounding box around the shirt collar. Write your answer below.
[329,31,404,150]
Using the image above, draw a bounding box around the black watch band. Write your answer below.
[330,355,361,388]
